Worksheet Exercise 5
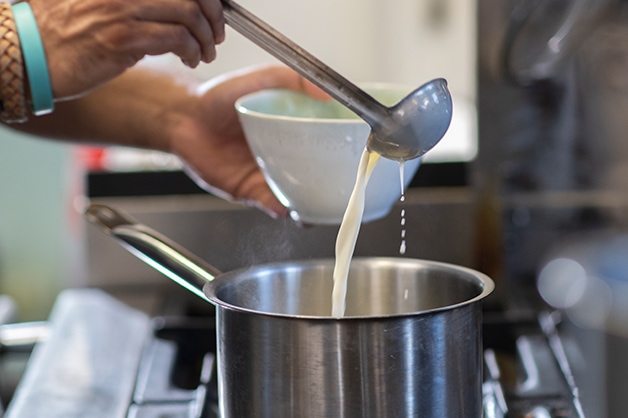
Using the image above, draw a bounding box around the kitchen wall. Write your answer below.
[0,0,476,320]
[0,131,81,320]
[154,0,475,98]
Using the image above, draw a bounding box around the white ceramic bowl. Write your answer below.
[236,85,422,225]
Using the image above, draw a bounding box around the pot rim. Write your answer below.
[204,257,495,320]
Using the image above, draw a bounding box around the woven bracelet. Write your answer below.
[0,1,26,123]
[13,2,53,116]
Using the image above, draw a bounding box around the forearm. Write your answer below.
[9,67,203,153]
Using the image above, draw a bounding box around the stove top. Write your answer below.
[0,289,585,418]
[482,310,585,418]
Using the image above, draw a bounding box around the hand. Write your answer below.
[28,0,225,100]
[170,64,330,219]
[11,63,329,219]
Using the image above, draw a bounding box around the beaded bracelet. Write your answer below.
[0,1,27,123]
[13,2,53,116]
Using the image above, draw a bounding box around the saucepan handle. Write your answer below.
[85,204,223,302]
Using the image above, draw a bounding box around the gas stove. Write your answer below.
[0,289,584,418]
[482,310,585,418]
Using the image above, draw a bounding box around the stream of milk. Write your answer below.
[331,148,381,317]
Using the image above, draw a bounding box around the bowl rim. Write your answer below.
[235,82,413,124]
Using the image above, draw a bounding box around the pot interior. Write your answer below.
[206,258,493,318]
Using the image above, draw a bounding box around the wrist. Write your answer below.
[0,1,27,122]
[98,67,203,154]
[153,77,204,156]
[164,100,204,158]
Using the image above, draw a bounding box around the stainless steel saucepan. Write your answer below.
[86,203,494,418]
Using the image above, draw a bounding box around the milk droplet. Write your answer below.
[399,206,407,255]
[399,161,405,196]
[398,161,408,256]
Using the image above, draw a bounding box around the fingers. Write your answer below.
[115,21,199,67]
[183,160,289,220]
[133,0,224,65]
[235,169,290,220]
[201,64,332,103]
[198,0,225,45]
[256,195,290,220]
[299,78,333,101]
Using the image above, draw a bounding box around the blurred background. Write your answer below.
[0,0,477,320]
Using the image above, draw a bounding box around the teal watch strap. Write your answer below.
[12,2,54,116]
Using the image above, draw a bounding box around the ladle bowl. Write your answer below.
[366,78,452,160]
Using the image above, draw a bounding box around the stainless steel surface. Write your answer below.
[0,296,44,352]
[481,312,586,418]
[538,313,585,417]
[0,296,16,325]
[221,0,453,161]
[133,339,207,404]
[206,257,492,317]
[0,322,48,351]
[86,204,222,302]
[4,289,151,418]
[212,258,491,418]
[86,203,494,418]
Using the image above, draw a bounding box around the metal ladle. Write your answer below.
[221,0,453,161]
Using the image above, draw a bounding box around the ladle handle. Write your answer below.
[85,204,223,302]
[221,0,388,127]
